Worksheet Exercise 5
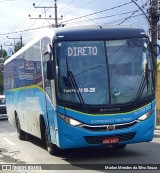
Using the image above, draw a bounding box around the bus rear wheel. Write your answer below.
[112,144,126,150]
[15,117,27,140]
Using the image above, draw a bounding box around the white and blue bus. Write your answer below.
[4,26,156,155]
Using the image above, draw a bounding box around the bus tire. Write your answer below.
[15,116,27,140]
[47,142,60,156]
[112,144,126,150]
[41,118,60,156]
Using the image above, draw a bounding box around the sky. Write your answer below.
[0,0,150,54]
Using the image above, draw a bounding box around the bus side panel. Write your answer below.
[5,87,46,138]
[4,40,54,140]
[22,87,46,138]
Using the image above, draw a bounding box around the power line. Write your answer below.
[119,10,139,25]
[1,0,45,48]
[0,11,144,37]
[129,17,148,26]
[59,1,132,25]
[64,10,142,26]
[66,14,144,27]
[118,0,150,25]
[63,0,95,16]
[58,0,76,12]
[131,0,150,24]
[98,14,144,26]
[27,1,56,27]
[0,25,50,36]
[14,0,44,31]
[0,0,155,45]
[29,0,63,28]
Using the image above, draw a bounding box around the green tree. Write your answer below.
[0,49,7,59]
[14,41,24,53]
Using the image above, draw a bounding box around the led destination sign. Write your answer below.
[67,46,98,56]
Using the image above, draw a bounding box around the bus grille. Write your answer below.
[81,121,138,131]
[84,132,136,144]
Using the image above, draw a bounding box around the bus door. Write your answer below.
[42,37,57,144]
[44,79,57,144]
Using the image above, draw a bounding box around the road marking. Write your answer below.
[2,138,15,146]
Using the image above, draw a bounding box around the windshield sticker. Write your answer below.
[63,87,96,93]
[68,46,98,56]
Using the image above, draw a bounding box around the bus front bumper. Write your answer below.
[57,112,155,149]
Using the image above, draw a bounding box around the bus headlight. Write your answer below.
[58,113,82,126]
[137,109,154,121]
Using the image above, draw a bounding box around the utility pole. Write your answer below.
[29,0,63,28]
[55,0,58,27]
[132,0,158,62]
[4,43,14,46]
[20,35,23,48]
[150,0,159,62]
[7,36,23,46]
[6,35,23,49]
[4,43,15,55]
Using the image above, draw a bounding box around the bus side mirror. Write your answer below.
[47,60,55,80]
[44,50,55,80]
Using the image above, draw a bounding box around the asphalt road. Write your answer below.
[0,119,160,173]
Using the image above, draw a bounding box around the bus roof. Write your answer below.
[53,25,147,41]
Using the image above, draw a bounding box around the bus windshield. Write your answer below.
[56,38,154,107]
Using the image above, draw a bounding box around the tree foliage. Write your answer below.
[0,49,7,59]
[14,41,24,53]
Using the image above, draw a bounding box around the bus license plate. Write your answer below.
[103,137,119,144]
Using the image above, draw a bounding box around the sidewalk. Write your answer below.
[156,110,160,129]
[154,129,160,141]
[154,129,160,134]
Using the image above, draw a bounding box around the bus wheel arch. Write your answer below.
[40,115,60,156]
[15,111,27,140]
[40,115,46,142]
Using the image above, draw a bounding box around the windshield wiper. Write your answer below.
[65,56,87,112]
[135,63,152,106]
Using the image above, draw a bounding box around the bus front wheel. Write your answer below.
[47,142,60,156]
[42,120,60,156]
